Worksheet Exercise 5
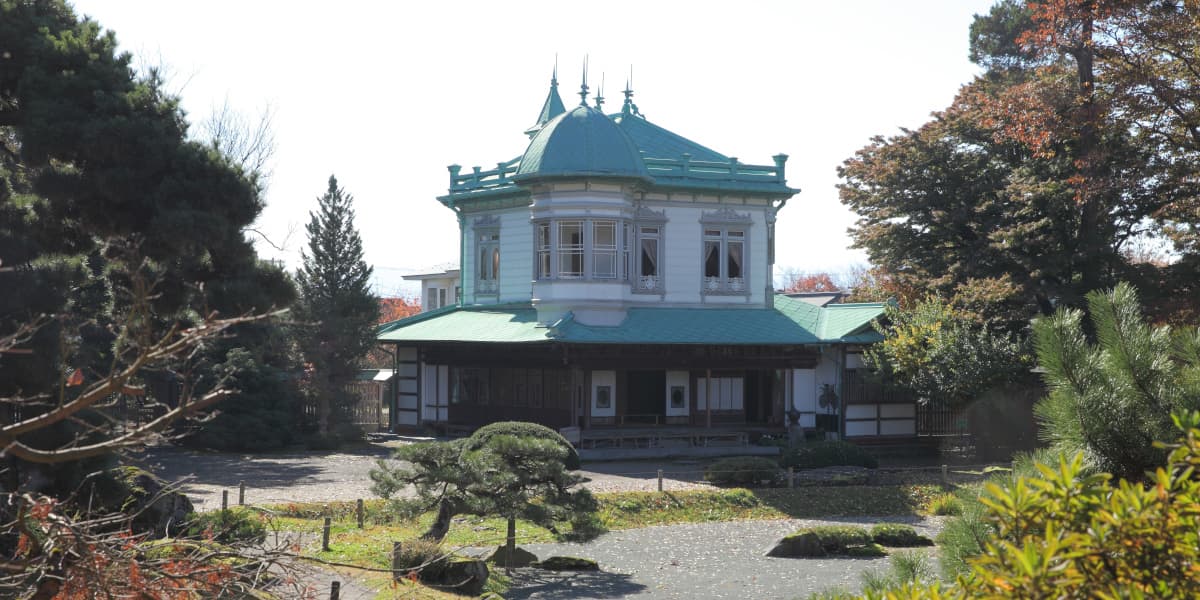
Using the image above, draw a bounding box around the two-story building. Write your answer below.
[379,73,908,444]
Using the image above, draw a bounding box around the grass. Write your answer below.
[266,484,941,597]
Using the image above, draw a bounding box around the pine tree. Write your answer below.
[1033,282,1200,480]
[295,175,379,437]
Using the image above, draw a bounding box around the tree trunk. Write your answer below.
[1073,1,1105,298]
[505,516,517,574]
[421,499,455,541]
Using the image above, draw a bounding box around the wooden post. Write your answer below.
[941,464,949,485]
[322,517,331,551]
[392,541,403,581]
[705,368,713,430]
[221,490,228,511]
[238,481,245,506]
[657,469,664,492]
[329,581,340,600]
[788,467,794,489]
[356,499,364,529]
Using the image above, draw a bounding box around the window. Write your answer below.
[534,218,630,282]
[557,221,583,278]
[592,220,617,279]
[697,377,744,410]
[426,288,439,310]
[702,228,747,294]
[536,222,551,279]
[635,226,662,292]
[437,288,447,308]
[476,228,500,295]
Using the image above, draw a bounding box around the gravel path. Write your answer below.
[133,444,717,510]
[503,517,944,600]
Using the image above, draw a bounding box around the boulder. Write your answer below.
[97,466,193,538]
[487,545,539,568]
[766,532,826,558]
[425,555,488,596]
[534,556,600,571]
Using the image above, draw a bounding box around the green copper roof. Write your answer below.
[377,296,884,346]
[514,106,651,182]
[377,304,548,343]
[612,113,727,162]
[525,72,566,137]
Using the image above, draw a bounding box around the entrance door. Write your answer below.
[626,371,666,425]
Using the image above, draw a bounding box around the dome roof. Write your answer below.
[514,105,651,182]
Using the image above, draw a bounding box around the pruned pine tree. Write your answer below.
[296,176,380,437]
[1034,282,1200,480]
[370,422,599,568]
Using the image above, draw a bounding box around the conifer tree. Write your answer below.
[295,176,379,437]
[1034,282,1200,480]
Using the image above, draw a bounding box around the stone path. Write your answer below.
[500,517,944,599]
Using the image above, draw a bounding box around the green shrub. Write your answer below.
[184,508,267,544]
[465,421,581,469]
[870,523,933,547]
[860,550,936,594]
[392,538,451,580]
[703,457,780,486]
[902,414,1200,597]
[925,492,962,516]
[781,441,878,470]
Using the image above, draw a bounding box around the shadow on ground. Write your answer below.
[504,569,648,599]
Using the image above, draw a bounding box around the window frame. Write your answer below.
[475,226,501,297]
[533,217,629,283]
[700,209,753,296]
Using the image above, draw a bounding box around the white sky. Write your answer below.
[69,0,993,298]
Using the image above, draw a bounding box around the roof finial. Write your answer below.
[578,56,589,106]
[594,73,605,110]
[551,54,558,88]
[621,66,641,117]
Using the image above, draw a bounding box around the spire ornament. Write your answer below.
[594,73,605,110]
[578,56,589,106]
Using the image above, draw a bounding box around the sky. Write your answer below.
[69,0,996,298]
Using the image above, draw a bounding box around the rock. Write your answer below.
[425,555,488,595]
[487,544,539,568]
[98,466,193,538]
[535,556,600,571]
[766,532,826,557]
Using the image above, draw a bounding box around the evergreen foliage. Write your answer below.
[369,422,598,553]
[1033,282,1200,480]
[864,416,1200,598]
[702,457,781,486]
[464,421,581,470]
[295,175,379,437]
[781,441,878,470]
[0,0,293,492]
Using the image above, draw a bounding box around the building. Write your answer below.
[403,269,460,312]
[378,71,908,443]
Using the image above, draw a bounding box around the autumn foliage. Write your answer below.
[379,297,421,323]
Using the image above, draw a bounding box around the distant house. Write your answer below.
[403,269,459,312]
[378,72,913,443]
